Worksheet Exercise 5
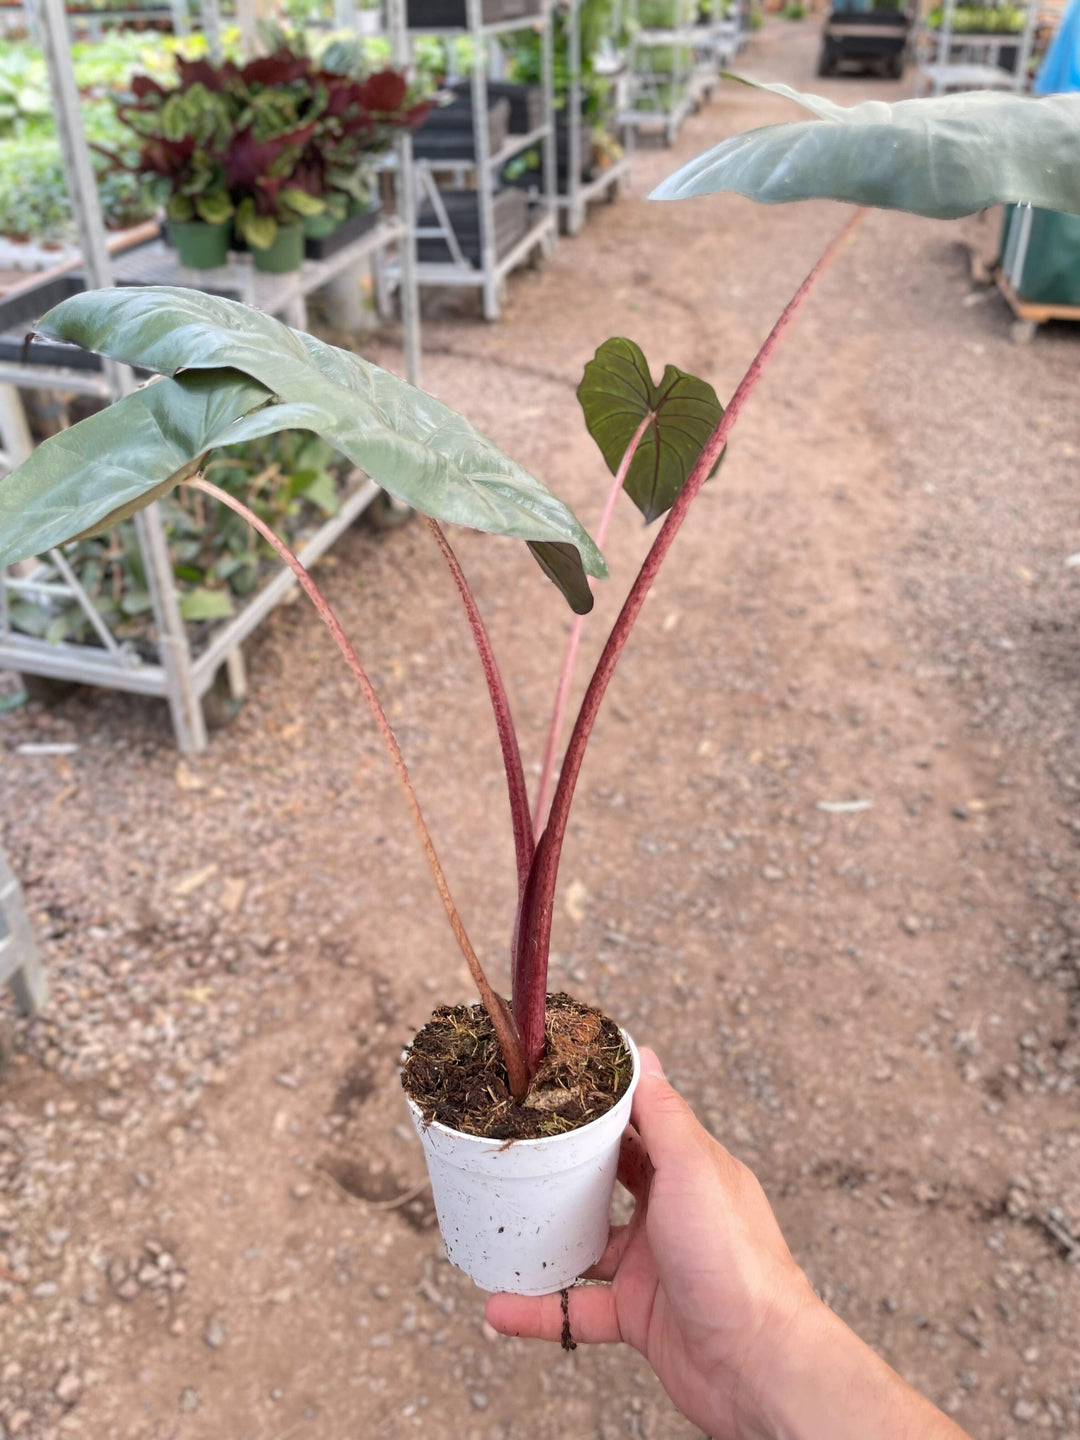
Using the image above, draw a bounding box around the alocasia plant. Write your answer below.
[1,85,1077,1098]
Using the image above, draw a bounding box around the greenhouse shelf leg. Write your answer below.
[388,0,421,387]
[398,139,422,384]
[0,385,33,473]
[322,267,375,334]
[541,0,558,241]
[169,0,190,37]
[136,509,208,752]
[32,0,206,754]
[225,646,248,703]
[283,294,309,331]
[467,0,501,322]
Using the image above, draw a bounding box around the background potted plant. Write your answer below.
[0,85,1076,1294]
[111,73,236,268]
[256,28,433,257]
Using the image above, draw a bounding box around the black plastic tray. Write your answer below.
[304,207,382,260]
[407,0,539,27]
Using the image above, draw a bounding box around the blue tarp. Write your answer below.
[1033,0,1080,94]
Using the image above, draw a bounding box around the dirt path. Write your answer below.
[3,21,1080,1440]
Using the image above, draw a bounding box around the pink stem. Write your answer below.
[424,518,535,899]
[531,413,652,842]
[190,477,530,1100]
[514,210,864,1072]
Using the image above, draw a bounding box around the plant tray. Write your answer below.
[0,329,103,371]
[0,274,82,337]
[452,80,543,133]
[417,187,529,266]
[303,207,382,260]
[414,97,510,159]
[406,0,540,27]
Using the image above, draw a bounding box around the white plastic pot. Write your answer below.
[406,1033,640,1295]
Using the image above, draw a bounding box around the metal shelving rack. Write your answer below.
[0,0,422,750]
[621,0,698,146]
[917,0,1038,92]
[405,0,558,320]
[559,0,633,235]
[713,0,749,64]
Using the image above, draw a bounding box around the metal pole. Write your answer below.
[202,0,224,62]
[1014,0,1037,90]
[467,0,500,320]
[541,0,557,239]
[33,0,208,752]
[568,0,583,234]
[936,0,955,93]
[170,0,191,38]
[35,0,115,292]
[0,385,34,471]
[135,509,208,751]
[388,0,422,386]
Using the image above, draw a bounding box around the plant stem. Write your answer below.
[423,517,534,899]
[514,209,864,1072]
[532,413,652,842]
[189,476,530,1100]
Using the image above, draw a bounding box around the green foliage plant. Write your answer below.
[1,85,1077,1101]
[108,43,428,247]
[9,430,347,646]
[925,3,1025,30]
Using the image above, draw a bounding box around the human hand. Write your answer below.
[485,1047,819,1438]
[485,1049,971,1440]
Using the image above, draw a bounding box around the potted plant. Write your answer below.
[0,85,1076,1296]
[110,75,236,268]
[256,31,432,257]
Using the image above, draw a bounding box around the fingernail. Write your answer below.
[640,1049,665,1079]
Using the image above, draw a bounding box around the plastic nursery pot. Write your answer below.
[251,222,304,275]
[168,219,231,270]
[406,1032,640,1295]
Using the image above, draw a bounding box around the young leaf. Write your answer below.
[527,541,595,615]
[0,370,274,568]
[31,287,607,610]
[281,186,325,217]
[650,84,1080,219]
[577,338,724,524]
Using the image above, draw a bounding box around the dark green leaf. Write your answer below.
[0,369,274,568]
[32,286,607,609]
[577,338,724,524]
[650,83,1080,219]
[527,541,594,615]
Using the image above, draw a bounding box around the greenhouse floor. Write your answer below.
[3,19,1080,1440]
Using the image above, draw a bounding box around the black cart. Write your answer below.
[817,3,912,77]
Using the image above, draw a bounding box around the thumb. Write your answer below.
[631,1049,711,1172]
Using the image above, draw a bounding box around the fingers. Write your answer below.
[631,1047,718,1174]
[582,1223,630,1281]
[485,1284,621,1345]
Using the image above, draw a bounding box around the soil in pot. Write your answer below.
[401,991,633,1139]
[251,222,304,274]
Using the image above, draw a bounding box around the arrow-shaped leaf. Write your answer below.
[577,337,724,524]
[0,369,274,567]
[30,286,607,609]
[650,82,1080,219]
